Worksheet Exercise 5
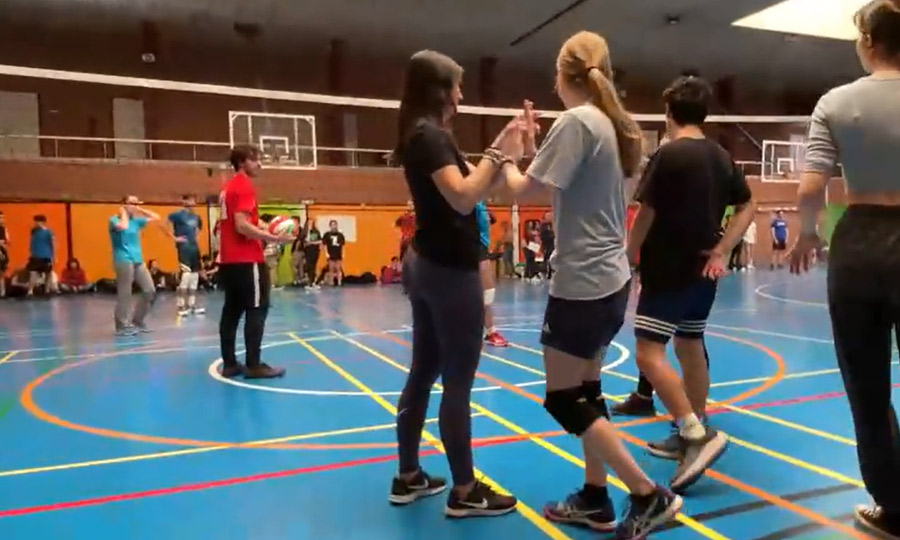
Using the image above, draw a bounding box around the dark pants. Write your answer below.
[304,247,320,284]
[828,205,900,520]
[219,262,270,369]
[396,251,483,486]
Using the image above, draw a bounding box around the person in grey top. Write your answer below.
[790,1,900,537]
[500,30,682,540]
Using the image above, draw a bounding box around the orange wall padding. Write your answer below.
[0,202,69,274]
[70,204,212,280]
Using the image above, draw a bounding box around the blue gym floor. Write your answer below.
[0,268,895,540]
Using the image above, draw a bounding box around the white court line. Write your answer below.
[755,283,827,308]
[208,330,628,396]
[706,323,834,344]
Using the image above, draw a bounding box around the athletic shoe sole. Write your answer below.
[647,446,679,461]
[853,505,900,540]
[543,509,616,532]
[641,494,684,538]
[671,432,728,493]
[388,484,447,505]
[444,505,518,518]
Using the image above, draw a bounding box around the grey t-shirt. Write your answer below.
[526,103,631,300]
[805,75,900,192]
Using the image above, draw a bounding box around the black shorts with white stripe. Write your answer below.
[634,279,717,344]
[218,262,270,310]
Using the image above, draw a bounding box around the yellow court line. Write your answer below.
[0,350,19,366]
[0,416,466,479]
[290,333,573,540]
[710,401,857,446]
[329,332,728,540]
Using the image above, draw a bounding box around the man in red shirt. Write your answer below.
[218,145,293,379]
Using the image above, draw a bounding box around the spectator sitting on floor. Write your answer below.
[200,254,219,290]
[381,256,403,284]
[59,258,93,293]
[6,267,56,298]
[147,259,175,290]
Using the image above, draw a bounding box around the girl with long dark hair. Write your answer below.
[388,49,526,518]
[791,2,900,537]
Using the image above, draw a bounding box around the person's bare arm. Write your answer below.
[797,172,828,237]
[235,212,285,243]
[132,206,160,221]
[434,158,506,214]
[626,204,654,265]
[114,207,129,231]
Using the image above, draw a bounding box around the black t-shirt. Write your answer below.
[636,138,752,291]
[323,231,345,258]
[401,119,479,270]
[0,225,7,257]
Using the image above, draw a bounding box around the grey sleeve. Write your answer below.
[526,112,589,191]
[804,94,839,175]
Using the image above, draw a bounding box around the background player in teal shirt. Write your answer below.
[167,194,205,316]
[109,195,160,336]
[475,201,508,347]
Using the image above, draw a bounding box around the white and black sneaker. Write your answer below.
[670,428,728,492]
[388,469,447,505]
[854,504,900,539]
[445,481,517,518]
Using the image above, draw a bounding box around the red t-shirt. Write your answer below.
[396,212,415,243]
[219,172,264,264]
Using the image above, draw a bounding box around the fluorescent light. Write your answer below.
[733,0,868,41]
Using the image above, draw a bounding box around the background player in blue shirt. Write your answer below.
[475,201,508,347]
[168,194,205,316]
[770,209,789,270]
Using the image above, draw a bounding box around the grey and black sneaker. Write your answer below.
[611,393,656,417]
[647,431,682,460]
[388,469,447,505]
[649,418,709,461]
[670,428,728,493]
[543,487,616,531]
[615,485,683,540]
[115,326,138,337]
[854,504,900,540]
[445,481,517,518]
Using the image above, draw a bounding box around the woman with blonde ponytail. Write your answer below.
[499,31,682,539]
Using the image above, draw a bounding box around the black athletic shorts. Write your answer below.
[327,249,343,262]
[27,257,52,274]
[772,240,787,251]
[219,262,270,310]
[0,249,7,272]
[479,244,490,262]
[635,279,717,344]
[177,246,201,273]
[540,281,631,360]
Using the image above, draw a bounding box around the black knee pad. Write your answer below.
[581,380,610,420]
[544,387,603,436]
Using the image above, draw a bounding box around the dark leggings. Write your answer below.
[396,251,483,486]
[828,205,900,521]
[304,247,320,284]
[635,341,710,397]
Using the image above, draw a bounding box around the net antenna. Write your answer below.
[228,111,317,170]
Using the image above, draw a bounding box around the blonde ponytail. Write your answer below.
[586,69,643,178]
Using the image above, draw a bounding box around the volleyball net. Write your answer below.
[0,62,821,178]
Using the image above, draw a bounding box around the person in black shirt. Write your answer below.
[389,49,526,518]
[626,76,756,490]
[321,220,345,286]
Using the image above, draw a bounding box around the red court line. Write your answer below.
[0,435,528,518]
[706,382,900,416]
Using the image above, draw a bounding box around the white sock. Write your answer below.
[188,295,196,308]
[177,296,185,309]
[678,414,707,441]
[486,327,495,336]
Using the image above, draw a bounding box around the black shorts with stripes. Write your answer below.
[219,262,270,310]
[635,279,717,344]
